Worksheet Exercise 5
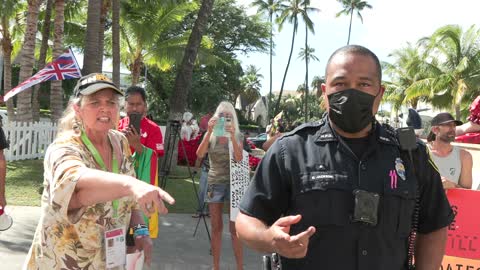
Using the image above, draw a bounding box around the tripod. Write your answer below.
[159,120,211,241]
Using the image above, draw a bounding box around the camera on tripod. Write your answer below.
[168,119,181,128]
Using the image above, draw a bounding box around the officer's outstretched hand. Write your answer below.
[268,215,316,258]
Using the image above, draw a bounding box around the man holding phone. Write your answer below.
[119,86,165,241]
[119,86,164,157]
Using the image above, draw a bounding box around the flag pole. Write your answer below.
[69,47,82,77]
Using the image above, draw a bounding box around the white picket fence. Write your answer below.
[4,121,58,161]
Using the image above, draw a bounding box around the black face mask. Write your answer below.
[328,88,376,133]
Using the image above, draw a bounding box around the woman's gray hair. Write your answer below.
[56,92,122,139]
[209,101,241,149]
[56,96,83,139]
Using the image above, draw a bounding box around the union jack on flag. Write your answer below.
[4,48,82,101]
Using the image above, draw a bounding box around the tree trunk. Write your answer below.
[268,11,273,119]
[347,9,353,45]
[97,0,110,73]
[82,0,101,75]
[50,0,65,122]
[1,35,15,121]
[168,0,215,171]
[16,0,43,123]
[304,22,308,123]
[131,54,142,86]
[275,17,297,115]
[111,0,120,87]
[454,104,461,121]
[170,0,215,120]
[33,0,53,122]
[410,98,418,110]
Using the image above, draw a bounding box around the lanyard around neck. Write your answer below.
[80,132,120,217]
[81,132,118,173]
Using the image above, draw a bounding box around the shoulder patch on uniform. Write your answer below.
[379,123,399,145]
[382,123,397,136]
[284,120,324,137]
[395,158,406,181]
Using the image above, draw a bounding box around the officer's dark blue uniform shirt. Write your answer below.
[239,115,453,270]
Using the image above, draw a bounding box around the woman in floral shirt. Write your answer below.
[23,73,174,270]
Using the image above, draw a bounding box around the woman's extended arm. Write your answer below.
[69,168,174,215]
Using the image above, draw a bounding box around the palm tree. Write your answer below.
[97,0,111,72]
[82,0,101,74]
[50,0,65,122]
[160,0,215,172]
[111,0,120,87]
[16,0,43,122]
[0,0,26,121]
[302,0,316,123]
[336,0,372,45]
[33,0,54,122]
[274,0,317,115]
[310,75,324,97]
[120,1,199,85]
[298,44,318,122]
[382,43,433,112]
[241,65,263,119]
[170,0,215,121]
[407,25,480,119]
[251,0,283,118]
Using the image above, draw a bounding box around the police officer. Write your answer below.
[235,45,453,270]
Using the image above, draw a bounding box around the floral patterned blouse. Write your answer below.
[24,130,138,270]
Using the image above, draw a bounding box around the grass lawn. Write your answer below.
[6,159,44,206]
[6,159,202,213]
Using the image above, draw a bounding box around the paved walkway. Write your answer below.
[0,206,265,270]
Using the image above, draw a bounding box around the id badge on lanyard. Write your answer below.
[81,132,124,268]
[105,227,126,268]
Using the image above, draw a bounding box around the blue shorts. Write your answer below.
[206,183,230,203]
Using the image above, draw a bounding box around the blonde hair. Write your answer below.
[209,101,241,149]
[56,92,122,139]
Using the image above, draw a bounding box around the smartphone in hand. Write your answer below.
[213,117,225,137]
[128,112,142,133]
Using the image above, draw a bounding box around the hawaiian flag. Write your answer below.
[133,148,160,238]
[4,48,81,101]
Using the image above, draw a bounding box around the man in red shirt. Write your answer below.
[199,111,213,134]
[118,86,164,242]
[118,86,164,157]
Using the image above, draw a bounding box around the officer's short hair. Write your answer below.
[325,45,382,82]
[125,86,147,102]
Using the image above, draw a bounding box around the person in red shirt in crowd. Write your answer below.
[456,95,480,143]
[199,110,213,134]
[119,86,165,247]
[118,86,164,157]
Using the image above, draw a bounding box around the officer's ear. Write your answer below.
[372,86,385,115]
[321,83,329,109]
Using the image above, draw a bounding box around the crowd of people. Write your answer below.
[0,44,477,269]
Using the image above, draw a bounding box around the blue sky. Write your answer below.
[236,0,479,96]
